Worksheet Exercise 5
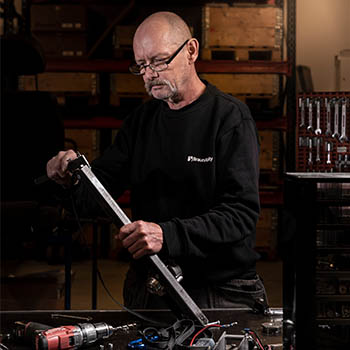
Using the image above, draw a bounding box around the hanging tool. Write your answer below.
[316,138,321,164]
[325,98,332,137]
[339,98,348,143]
[315,98,322,135]
[326,142,332,166]
[307,98,314,133]
[308,137,313,167]
[299,97,305,128]
[332,99,340,139]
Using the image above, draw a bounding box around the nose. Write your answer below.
[143,65,158,80]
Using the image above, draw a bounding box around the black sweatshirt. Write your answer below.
[75,82,261,285]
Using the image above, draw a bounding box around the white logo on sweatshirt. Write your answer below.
[187,156,213,163]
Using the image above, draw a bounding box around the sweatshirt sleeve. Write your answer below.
[159,112,260,259]
[71,124,131,218]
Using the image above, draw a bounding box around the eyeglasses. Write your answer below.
[129,39,190,76]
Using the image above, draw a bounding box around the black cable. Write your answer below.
[69,193,88,247]
[70,193,168,327]
[97,267,168,327]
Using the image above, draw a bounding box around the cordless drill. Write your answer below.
[35,322,116,350]
[14,321,126,350]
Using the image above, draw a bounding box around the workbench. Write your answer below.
[0,308,283,350]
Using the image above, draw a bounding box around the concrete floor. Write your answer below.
[1,257,282,311]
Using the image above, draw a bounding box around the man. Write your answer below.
[47,11,268,311]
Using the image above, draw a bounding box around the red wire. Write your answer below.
[189,324,222,346]
[249,331,265,350]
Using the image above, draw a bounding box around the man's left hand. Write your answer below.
[117,220,163,259]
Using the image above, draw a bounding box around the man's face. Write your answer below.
[133,32,188,103]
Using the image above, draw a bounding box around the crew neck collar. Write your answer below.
[160,81,211,116]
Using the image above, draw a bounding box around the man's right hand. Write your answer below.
[46,150,78,186]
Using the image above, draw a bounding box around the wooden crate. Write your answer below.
[31,4,87,32]
[200,73,279,95]
[113,25,137,59]
[113,25,194,59]
[259,130,281,172]
[33,32,88,58]
[202,4,283,48]
[256,207,278,255]
[110,73,145,94]
[65,128,99,162]
[18,73,99,95]
[110,73,150,107]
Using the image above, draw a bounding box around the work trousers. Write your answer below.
[123,268,269,313]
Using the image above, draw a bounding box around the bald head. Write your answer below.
[134,12,191,48]
[132,12,205,109]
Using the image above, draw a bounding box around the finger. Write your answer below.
[118,222,139,240]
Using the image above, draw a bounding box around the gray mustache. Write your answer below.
[146,80,168,89]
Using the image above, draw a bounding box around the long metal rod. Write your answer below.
[69,157,208,326]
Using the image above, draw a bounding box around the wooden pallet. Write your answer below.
[201,46,282,61]
[200,73,279,95]
[19,72,99,94]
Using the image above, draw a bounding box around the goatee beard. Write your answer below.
[145,79,181,103]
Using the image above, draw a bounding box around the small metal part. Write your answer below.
[108,343,114,350]
[261,321,282,335]
[100,345,105,350]
[147,276,166,296]
[113,323,138,333]
[51,313,93,321]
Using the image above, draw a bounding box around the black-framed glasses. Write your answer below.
[129,39,190,76]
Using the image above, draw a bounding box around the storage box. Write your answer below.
[31,4,87,32]
[202,4,283,48]
[110,73,150,106]
[200,73,279,95]
[33,32,88,58]
[113,25,137,59]
[110,73,145,94]
[19,73,99,95]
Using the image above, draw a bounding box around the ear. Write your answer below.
[186,38,199,64]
